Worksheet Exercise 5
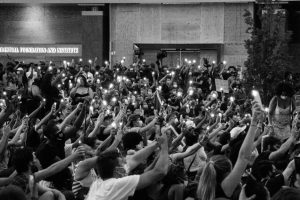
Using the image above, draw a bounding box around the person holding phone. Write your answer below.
[268,82,295,141]
[70,74,94,105]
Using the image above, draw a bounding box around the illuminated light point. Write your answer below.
[103,100,107,106]
[252,90,258,97]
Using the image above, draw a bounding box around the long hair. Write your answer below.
[197,155,232,200]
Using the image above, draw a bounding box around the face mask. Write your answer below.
[281,95,287,100]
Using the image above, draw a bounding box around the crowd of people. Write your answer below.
[0,56,299,200]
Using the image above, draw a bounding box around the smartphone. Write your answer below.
[252,90,263,109]
[294,157,300,174]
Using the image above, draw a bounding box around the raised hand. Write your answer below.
[51,103,57,114]
[73,146,86,160]
[3,124,11,136]
[97,112,105,124]
[22,115,29,126]
[251,101,264,124]
[76,102,83,110]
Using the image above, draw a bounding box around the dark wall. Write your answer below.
[0,4,105,65]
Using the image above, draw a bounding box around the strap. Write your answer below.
[187,153,197,172]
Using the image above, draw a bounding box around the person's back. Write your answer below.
[86,132,169,200]
[86,175,140,200]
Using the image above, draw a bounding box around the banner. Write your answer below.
[215,79,229,93]
[0,44,82,57]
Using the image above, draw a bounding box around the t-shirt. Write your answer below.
[86,175,140,200]
[184,146,207,172]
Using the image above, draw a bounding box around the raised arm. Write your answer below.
[104,129,124,153]
[207,115,221,133]
[169,128,186,153]
[8,117,28,146]
[138,116,158,134]
[196,112,208,129]
[0,171,16,187]
[73,103,87,130]
[0,125,10,156]
[96,133,114,153]
[35,103,56,132]
[269,129,296,161]
[126,141,159,173]
[221,101,263,197]
[268,96,277,125]
[57,103,81,130]
[75,156,97,181]
[88,112,104,138]
[136,131,169,190]
[171,142,201,161]
[34,146,84,182]
[28,101,45,119]
[208,124,225,140]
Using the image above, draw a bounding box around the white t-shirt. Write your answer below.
[86,175,140,200]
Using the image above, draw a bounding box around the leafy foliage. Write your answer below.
[243,0,292,104]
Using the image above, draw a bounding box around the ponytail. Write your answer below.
[197,161,217,200]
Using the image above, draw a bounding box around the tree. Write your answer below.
[243,0,292,105]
